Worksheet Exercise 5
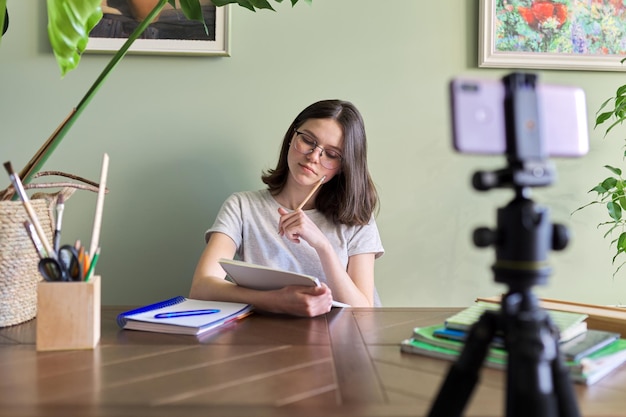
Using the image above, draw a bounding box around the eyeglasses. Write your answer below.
[292,130,343,170]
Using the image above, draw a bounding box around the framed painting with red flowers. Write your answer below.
[480,0,626,71]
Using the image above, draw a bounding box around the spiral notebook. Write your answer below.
[117,296,253,336]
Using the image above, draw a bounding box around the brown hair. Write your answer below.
[261,99,378,226]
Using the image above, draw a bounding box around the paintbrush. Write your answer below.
[4,161,55,259]
[23,221,46,260]
[53,194,65,253]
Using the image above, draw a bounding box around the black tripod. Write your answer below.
[427,73,581,417]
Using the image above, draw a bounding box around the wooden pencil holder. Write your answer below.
[36,275,101,351]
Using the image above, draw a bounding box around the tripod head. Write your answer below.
[471,73,569,291]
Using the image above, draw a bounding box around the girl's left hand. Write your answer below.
[277,207,327,248]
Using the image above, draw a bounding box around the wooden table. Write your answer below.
[1,307,625,417]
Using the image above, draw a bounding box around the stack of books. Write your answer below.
[401,301,626,385]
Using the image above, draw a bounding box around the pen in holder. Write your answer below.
[36,275,101,351]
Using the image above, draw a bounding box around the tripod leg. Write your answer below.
[552,340,581,417]
[427,311,499,417]
[502,293,581,417]
[505,316,558,417]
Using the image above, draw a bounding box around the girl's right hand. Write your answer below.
[277,207,328,250]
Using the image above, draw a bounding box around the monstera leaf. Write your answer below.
[47,0,103,77]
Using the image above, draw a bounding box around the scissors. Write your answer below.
[38,244,85,282]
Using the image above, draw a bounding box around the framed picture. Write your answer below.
[480,0,626,71]
[87,0,230,56]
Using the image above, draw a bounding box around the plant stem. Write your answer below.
[4,0,168,200]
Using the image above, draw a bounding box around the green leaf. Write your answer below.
[211,0,308,11]
[604,118,626,136]
[249,0,276,10]
[605,165,623,176]
[615,97,626,118]
[617,232,626,253]
[601,177,618,190]
[238,0,257,11]
[596,97,615,114]
[590,184,608,194]
[0,0,6,42]
[212,0,252,10]
[607,201,623,221]
[47,0,103,76]
[617,84,626,97]
[178,0,205,23]
[596,111,615,127]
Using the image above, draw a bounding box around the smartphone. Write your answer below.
[449,77,589,157]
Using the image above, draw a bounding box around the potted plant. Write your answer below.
[0,0,310,327]
[575,71,626,277]
[0,0,310,194]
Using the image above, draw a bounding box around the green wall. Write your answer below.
[2,0,626,306]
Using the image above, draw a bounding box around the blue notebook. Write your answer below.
[117,296,253,336]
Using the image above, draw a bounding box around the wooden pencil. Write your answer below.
[88,153,109,262]
[295,176,325,211]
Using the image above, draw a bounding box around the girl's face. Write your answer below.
[287,118,344,186]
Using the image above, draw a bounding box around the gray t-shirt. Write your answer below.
[206,189,384,306]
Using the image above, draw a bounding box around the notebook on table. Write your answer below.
[117,296,253,336]
[218,258,350,308]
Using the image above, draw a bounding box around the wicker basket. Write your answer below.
[0,199,54,327]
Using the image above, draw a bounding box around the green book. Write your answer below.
[444,301,588,342]
[411,323,507,359]
[400,337,507,369]
[400,335,626,386]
